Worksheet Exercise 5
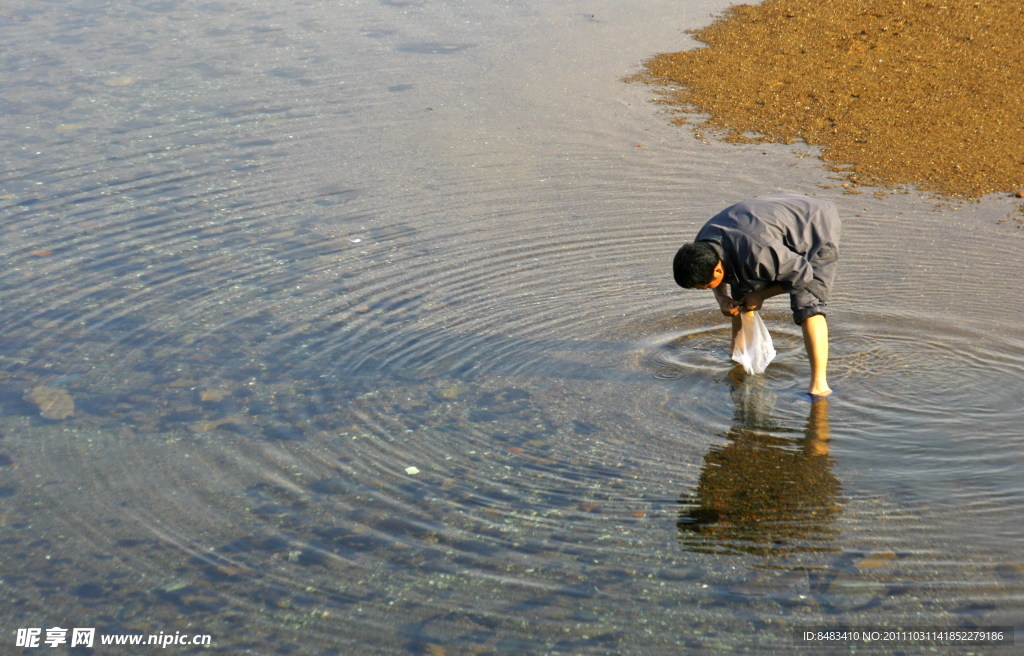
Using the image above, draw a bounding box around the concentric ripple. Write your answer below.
[2,0,1024,653]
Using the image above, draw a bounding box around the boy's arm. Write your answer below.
[740,283,786,311]
[713,284,740,316]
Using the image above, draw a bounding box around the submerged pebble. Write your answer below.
[25,385,75,420]
[855,550,898,570]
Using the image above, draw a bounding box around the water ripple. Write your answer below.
[3,0,1024,652]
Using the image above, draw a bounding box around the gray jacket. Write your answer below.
[695,194,841,320]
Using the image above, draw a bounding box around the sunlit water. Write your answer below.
[2,1,1023,653]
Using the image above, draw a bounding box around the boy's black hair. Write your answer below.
[673,242,719,288]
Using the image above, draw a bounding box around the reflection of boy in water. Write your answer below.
[673,194,840,397]
[677,394,840,556]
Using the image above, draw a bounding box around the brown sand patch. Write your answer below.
[634,0,1024,199]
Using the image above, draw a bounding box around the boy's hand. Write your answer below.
[740,284,786,311]
[715,294,740,316]
[740,291,764,311]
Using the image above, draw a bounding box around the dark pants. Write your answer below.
[791,241,839,325]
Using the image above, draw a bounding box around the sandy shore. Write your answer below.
[635,0,1024,200]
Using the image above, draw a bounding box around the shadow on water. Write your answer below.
[677,376,843,556]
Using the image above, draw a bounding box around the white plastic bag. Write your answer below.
[731,311,776,375]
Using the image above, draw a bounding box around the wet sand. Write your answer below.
[635,0,1024,200]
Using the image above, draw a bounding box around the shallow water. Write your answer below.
[2,0,1023,653]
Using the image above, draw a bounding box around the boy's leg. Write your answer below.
[802,314,831,396]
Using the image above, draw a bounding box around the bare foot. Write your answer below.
[808,385,832,397]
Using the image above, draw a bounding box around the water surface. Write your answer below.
[1,1,1022,653]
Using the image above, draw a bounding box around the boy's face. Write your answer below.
[695,261,725,290]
